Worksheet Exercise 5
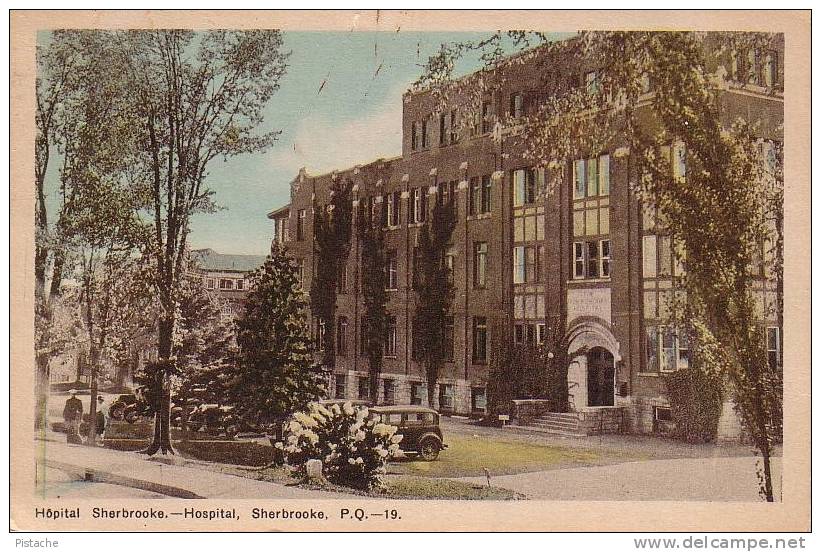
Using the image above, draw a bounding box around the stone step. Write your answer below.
[533,419,580,430]
[532,422,582,433]
[506,424,587,437]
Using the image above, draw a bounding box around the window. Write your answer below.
[383,379,396,405]
[336,317,348,357]
[481,100,494,134]
[469,177,480,216]
[600,240,611,278]
[358,376,369,400]
[296,209,306,241]
[411,121,419,150]
[587,241,599,278]
[206,278,215,289]
[473,317,488,363]
[514,246,527,284]
[585,70,600,96]
[443,316,454,361]
[438,384,454,411]
[473,242,488,288]
[334,374,346,399]
[410,188,420,223]
[764,50,778,87]
[314,318,326,351]
[646,326,689,372]
[410,382,425,406]
[471,387,487,412]
[421,117,431,148]
[672,142,686,182]
[219,278,234,290]
[386,191,401,227]
[513,168,537,206]
[514,323,538,345]
[573,155,610,198]
[767,327,781,371]
[654,406,673,423]
[439,113,447,146]
[572,240,610,280]
[385,250,398,290]
[385,316,397,357]
[573,242,585,279]
[295,259,304,289]
[537,323,547,344]
[449,110,459,143]
[643,235,657,278]
[236,279,244,291]
[510,93,523,118]
[480,174,492,214]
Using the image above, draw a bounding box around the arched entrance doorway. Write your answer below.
[587,347,615,407]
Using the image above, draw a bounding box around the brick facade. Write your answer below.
[268,35,784,439]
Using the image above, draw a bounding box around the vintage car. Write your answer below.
[107,393,138,422]
[369,405,447,461]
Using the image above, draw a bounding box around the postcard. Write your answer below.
[9,9,811,532]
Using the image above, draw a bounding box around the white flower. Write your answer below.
[354,431,366,442]
[390,434,403,444]
[377,449,389,458]
[355,457,364,464]
[288,420,301,433]
[348,458,356,465]
[274,441,284,449]
[295,412,318,428]
[342,402,355,416]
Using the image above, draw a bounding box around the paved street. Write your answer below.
[37,433,353,499]
[455,455,782,501]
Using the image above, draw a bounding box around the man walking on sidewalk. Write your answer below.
[62,390,83,444]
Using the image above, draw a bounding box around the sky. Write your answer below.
[187,31,498,255]
[40,31,559,256]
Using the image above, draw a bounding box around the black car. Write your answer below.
[370,405,446,461]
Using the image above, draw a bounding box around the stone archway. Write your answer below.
[565,318,620,410]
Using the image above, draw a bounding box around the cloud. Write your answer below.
[269,83,405,176]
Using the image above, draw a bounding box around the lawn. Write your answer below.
[387,434,605,478]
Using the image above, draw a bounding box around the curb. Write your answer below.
[45,459,204,499]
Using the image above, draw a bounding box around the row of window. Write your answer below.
[205,277,246,291]
[645,325,782,373]
[730,48,779,88]
[335,375,487,412]
[321,315,489,364]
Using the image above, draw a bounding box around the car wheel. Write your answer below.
[109,404,125,421]
[418,437,440,461]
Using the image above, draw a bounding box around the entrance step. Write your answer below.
[521,412,587,436]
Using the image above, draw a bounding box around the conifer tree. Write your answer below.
[414,200,457,407]
[231,244,324,425]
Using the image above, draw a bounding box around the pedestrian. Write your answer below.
[62,390,84,444]
[95,396,106,438]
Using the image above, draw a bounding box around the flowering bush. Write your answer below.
[276,402,403,490]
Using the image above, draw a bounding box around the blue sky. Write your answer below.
[190,31,499,255]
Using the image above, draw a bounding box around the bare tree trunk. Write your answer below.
[143,318,175,455]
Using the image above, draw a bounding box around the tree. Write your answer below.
[230,245,325,426]
[414,200,457,408]
[358,211,388,400]
[112,30,289,454]
[309,179,354,369]
[167,272,236,433]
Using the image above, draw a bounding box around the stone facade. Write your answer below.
[268,35,783,441]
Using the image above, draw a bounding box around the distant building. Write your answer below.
[190,248,267,319]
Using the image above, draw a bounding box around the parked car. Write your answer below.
[369,405,446,461]
[319,399,372,408]
[108,394,138,422]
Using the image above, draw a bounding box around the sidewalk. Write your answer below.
[454,456,782,501]
[36,434,353,499]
